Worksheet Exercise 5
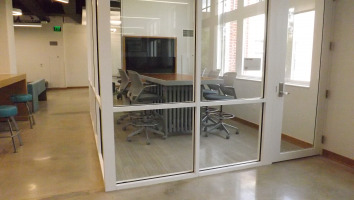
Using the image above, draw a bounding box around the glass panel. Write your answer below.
[112,0,196,106]
[280,0,323,152]
[201,0,266,101]
[285,9,315,86]
[115,107,194,182]
[200,103,262,169]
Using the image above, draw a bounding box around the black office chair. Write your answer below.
[202,73,239,139]
[124,70,165,145]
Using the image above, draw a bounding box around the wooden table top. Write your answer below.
[0,74,26,88]
[141,73,223,86]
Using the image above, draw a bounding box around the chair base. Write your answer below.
[127,127,164,145]
[0,117,23,153]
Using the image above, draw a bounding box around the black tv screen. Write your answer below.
[124,37,176,74]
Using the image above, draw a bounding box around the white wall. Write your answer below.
[15,17,88,88]
[63,23,89,87]
[121,0,195,75]
[0,0,17,74]
[323,0,354,159]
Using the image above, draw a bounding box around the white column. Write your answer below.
[0,0,17,74]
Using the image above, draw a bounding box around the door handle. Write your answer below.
[278,82,290,97]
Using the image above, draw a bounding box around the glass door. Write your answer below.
[272,0,325,162]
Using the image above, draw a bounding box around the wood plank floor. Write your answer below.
[114,112,303,181]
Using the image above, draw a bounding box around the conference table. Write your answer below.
[140,73,223,136]
[0,74,28,121]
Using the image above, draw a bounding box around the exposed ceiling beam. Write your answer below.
[62,0,81,23]
[18,0,50,22]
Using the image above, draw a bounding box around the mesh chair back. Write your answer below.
[127,70,144,101]
[208,69,221,78]
[118,69,129,92]
[223,72,237,86]
[220,85,237,99]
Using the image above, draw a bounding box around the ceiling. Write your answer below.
[12,0,86,23]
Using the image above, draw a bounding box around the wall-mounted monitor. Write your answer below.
[123,36,177,74]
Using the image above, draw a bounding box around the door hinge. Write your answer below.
[321,135,326,144]
[330,42,335,51]
[325,90,330,98]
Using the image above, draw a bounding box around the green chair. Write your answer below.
[11,94,35,129]
[0,105,23,152]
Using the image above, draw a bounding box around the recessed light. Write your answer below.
[13,23,42,28]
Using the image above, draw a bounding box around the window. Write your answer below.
[202,0,211,12]
[242,14,265,78]
[285,10,315,86]
[218,0,238,15]
[219,21,238,73]
[244,0,264,7]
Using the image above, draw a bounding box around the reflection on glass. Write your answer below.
[281,0,322,152]
[200,103,262,169]
[115,108,194,181]
[112,0,195,106]
[201,0,266,101]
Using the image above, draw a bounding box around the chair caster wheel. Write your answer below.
[226,135,230,139]
[236,130,239,134]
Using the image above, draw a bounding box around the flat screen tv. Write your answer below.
[123,36,176,74]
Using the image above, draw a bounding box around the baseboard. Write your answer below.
[231,117,259,129]
[322,149,354,168]
[281,134,313,148]
[47,86,89,90]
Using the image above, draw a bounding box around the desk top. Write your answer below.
[141,73,223,86]
[0,74,26,88]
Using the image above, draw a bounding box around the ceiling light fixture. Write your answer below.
[13,23,42,28]
[139,0,188,5]
[12,8,22,16]
[110,20,122,25]
[54,0,69,4]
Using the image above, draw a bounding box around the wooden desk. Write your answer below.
[0,74,28,121]
[141,73,223,86]
[140,73,223,136]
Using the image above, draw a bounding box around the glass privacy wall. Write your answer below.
[200,103,263,169]
[280,0,324,152]
[112,0,196,106]
[114,107,194,181]
[199,0,266,169]
[201,0,267,101]
[111,0,196,183]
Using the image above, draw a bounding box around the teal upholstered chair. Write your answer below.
[11,94,35,128]
[0,105,23,152]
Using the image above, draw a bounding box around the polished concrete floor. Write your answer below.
[0,89,353,200]
[0,89,103,200]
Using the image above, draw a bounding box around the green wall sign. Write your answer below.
[54,26,62,32]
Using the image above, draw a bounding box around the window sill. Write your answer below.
[236,76,262,82]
